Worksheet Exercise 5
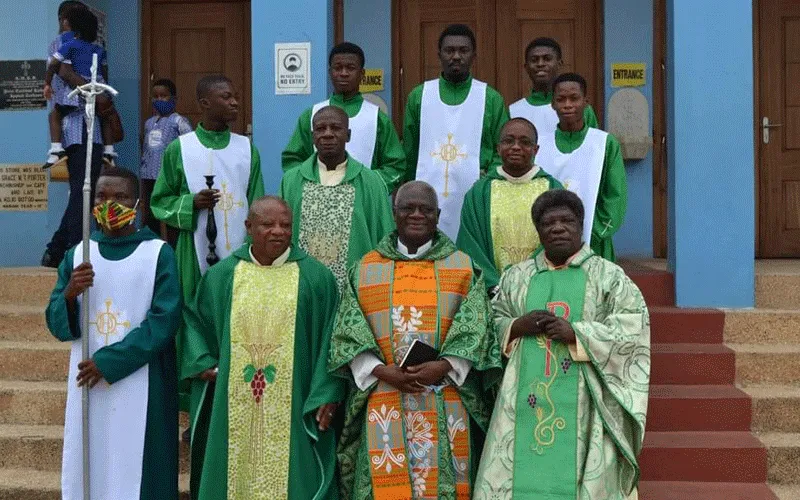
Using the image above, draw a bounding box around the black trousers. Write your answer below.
[46,142,103,261]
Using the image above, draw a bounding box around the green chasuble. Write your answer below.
[281,92,407,191]
[403,75,510,181]
[182,244,346,500]
[473,245,650,500]
[456,166,563,290]
[151,123,265,410]
[329,231,503,500]
[555,124,626,261]
[46,229,182,500]
[279,153,395,290]
[526,90,600,129]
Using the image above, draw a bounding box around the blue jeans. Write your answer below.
[46,142,103,260]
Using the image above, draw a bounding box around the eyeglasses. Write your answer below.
[394,204,437,216]
[499,137,535,148]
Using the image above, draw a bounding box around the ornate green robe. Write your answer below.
[151,123,265,410]
[46,229,182,500]
[329,232,502,499]
[473,245,650,500]
[279,153,395,291]
[182,244,346,500]
[456,165,563,290]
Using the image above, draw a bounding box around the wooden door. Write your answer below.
[143,0,251,135]
[758,0,800,257]
[393,0,497,132]
[495,0,602,120]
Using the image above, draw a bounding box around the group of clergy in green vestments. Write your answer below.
[44,21,643,500]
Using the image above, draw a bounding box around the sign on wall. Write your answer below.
[360,69,384,93]
[275,42,311,95]
[0,60,47,111]
[611,62,646,87]
[0,165,48,211]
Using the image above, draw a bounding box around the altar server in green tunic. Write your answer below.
[282,42,406,191]
[474,189,649,500]
[47,167,181,500]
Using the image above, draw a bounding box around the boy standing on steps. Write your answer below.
[46,167,181,500]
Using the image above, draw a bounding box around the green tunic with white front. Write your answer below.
[46,229,181,500]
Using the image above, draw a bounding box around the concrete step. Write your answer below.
[743,384,800,433]
[620,262,674,307]
[0,341,69,382]
[0,468,189,499]
[759,432,800,485]
[647,385,751,432]
[0,381,66,425]
[639,431,767,482]
[649,307,724,344]
[0,423,189,474]
[756,274,800,310]
[0,425,62,472]
[638,481,778,499]
[651,344,735,385]
[729,344,800,386]
[0,267,56,307]
[725,310,800,345]
[0,305,51,342]
[771,484,800,500]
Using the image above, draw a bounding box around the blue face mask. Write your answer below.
[153,98,176,116]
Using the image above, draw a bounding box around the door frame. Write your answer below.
[140,0,252,141]
[653,0,667,258]
[754,0,762,257]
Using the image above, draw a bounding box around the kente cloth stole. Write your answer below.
[489,178,550,272]
[512,266,586,499]
[227,261,299,500]
[357,251,473,499]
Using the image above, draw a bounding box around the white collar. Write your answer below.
[249,245,291,267]
[317,157,348,173]
[496,164,541,184]
[397,238,433,259]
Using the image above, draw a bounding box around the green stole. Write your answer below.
[512,266,586,498]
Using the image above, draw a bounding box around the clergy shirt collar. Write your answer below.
[397,238,433,259]
[497,165,541,184]
[317,157,349,186]
[249,245,291,267]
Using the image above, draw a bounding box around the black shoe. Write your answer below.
[41,249,61,268]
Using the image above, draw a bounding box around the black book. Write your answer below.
[399,339,439,368]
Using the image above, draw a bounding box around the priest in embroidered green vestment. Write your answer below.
[279,105,394,291]
[509,37,599,134]
[183,196,345,500]
[282,42,406,191]
[329,181,502,500]
[535,73,627,261]
[473,190,649,500]
[47,168,181,500]
[151,75,264,411]
[457,118,563,294]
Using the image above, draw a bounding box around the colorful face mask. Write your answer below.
[153,98,176,116]
[93,200,138,231]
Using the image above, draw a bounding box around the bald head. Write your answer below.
[248,195,291,220]
[312,105,349,128]
[246,196,293,264]
[313,106,350,164]
[395,181,438,210]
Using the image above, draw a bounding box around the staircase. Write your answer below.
[0,267,189,499]
[0,263,797,498]
[621,261,778,499]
